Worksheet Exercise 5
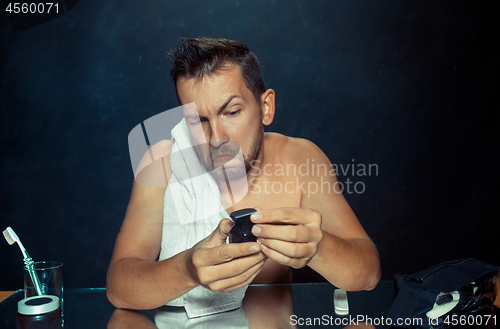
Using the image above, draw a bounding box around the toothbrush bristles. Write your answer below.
[3,227,16,245]
[3,229,15,245]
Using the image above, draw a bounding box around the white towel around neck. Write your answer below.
[159,118,247,318]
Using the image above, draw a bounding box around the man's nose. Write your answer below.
[208,121,228,147]
[209,139,226,148]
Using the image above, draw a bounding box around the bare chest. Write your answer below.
[224,174,302,214]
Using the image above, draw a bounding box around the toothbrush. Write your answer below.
[3,227,45,296]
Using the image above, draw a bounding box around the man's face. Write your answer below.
[176,65,264,182]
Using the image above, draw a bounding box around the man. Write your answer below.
[106,38,380,311]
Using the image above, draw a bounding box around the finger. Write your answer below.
[258,238,315,259]
[211,218,235,242]
[209,258,266,292]
[202,250,266,280]
[258,243,306,269]
[251,207,319,225]
[198,241,261,266]
[252,224,316,243]
[195,251,264,286]
[220,260,265,292]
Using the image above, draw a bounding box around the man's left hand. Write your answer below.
[250,207,323,269]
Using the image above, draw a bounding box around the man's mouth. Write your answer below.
[213,154,235,165]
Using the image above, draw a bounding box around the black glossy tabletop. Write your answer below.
[0,281,396,328]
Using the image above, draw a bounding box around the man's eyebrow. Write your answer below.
[216,95,243,115]
[191,95,244,121]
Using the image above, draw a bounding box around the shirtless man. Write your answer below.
[106,38,381,310]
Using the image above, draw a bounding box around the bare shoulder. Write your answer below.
[135,140,174,187]
[150,139,174,157]
[265,132,329,165]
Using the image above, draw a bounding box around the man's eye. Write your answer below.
[228,110,240,117]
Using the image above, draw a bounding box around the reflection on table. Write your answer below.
[0,282,395,329]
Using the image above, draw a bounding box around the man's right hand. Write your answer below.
[187,218,267,292]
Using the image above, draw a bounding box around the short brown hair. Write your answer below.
[168,37,266,103]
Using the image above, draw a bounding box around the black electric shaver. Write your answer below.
[229,208,257,243]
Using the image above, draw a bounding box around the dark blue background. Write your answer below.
[1,0,498,290]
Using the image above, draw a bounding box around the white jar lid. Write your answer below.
[18,295,60,315]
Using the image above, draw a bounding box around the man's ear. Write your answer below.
[261,89,275,126]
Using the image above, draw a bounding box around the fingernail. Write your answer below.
[251,213,262,222]
[252,225,261,235]
[250,245,260,253]
[260,243,268,250]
